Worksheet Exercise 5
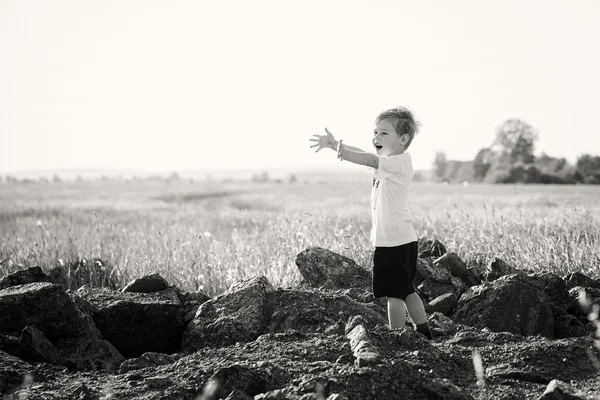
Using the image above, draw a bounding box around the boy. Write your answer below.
[309,107,432,339]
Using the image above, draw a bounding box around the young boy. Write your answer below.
[309,107,432,339]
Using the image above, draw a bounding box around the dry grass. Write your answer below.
[1,180,599,296]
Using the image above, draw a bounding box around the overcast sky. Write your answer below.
[1,0,599,173]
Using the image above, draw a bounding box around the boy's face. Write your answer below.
[372,119,408,156]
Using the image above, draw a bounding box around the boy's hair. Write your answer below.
[376,107,421,149]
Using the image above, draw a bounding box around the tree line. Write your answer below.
[433,119,600,184]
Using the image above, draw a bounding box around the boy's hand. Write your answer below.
[310,128,337,153]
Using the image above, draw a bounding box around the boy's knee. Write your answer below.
[387,297,406,305]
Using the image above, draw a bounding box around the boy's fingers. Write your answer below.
[310,143,318,148]
[309,138,318,142]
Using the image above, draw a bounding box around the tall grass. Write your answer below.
[1,180,599,296]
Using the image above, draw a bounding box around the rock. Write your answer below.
[415,257,452,286]
[77,285,187,358]
[452,274,555,337]
[485,257,520,281]
[55,337,125,371]
[523,272,572,311]
[19,326,60,364]
[540,379,595,399]
[418,238,447,258]
[345,324,380,367]
[295,247,371,290]
[0,266,51,290]
[433,253,480,287]
[564,272,600,290]
[122,273,169,293]
[0,282,101,342]
[183,276,274,352]
[417,276,465,303]
[425,293,458,315]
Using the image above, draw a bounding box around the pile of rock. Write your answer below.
[1,240,599,399]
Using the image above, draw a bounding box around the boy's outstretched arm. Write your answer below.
[310,128,365,153]
[337,140,378,169]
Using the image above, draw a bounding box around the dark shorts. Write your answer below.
[372,241,418,300]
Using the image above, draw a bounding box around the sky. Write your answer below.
[1,0,599,174]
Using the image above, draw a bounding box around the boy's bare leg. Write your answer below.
[387,297,407,329]
[405,292,427,325]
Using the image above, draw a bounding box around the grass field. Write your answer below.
[1,179,599,296]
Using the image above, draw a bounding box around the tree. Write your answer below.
[575,154,600,184]
[433,152,448,181]
[493,119,538,164]
[473,148,496,181]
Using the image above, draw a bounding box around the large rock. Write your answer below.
[295,247,371,290]
[415,258,465,302]
[0,282,100,341]
[563,272,600,290]
[55,337,125,371]
[484,257,520,282]
[122,273,169,293]
[452,274,555,338]
[18,326,60,363]
[433,253,480,287]
[0,266,51,290]
[522,272,571,311]
[183,276,275,352]
[77,286,187,358]
[425,293,458,315]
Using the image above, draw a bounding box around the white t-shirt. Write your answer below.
[370,153,418,247]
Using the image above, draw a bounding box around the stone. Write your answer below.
[433,252,480,287]
[0,282,101,342]
[452,274,555,338]
[0,266,50,290]
[346,324,380,367]
[183,276,274,352]
[564,272,600,290]
[19,326,60,364]
[425,293,458,315]
[77,285,186,358]
[295,247,371,290]
[485,257,519,281]
[122,272,169,293]
[56,337,125,371]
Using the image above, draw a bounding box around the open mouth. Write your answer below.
[374,145,383,151]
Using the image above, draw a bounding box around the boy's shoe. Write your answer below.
[416,322,433,340]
